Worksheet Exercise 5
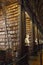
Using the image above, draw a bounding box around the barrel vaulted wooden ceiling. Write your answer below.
[27,0,43,25]
[23,0,43,34]
[0,0,43,33]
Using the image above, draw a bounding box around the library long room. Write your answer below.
[0,0,43,65]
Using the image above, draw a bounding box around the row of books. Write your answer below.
[25,12,33,44]
[0,2,20,50]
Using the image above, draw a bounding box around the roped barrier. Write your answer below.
[6,53,28,65]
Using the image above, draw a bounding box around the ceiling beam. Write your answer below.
[23,0,43,34]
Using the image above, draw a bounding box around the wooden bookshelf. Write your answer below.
[0,1,21,52]
[25,12,33,47]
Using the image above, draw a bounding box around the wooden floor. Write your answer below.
[29,50,43,65]
[0,50,42,65]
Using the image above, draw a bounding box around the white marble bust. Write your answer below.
[25,34,30,46]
